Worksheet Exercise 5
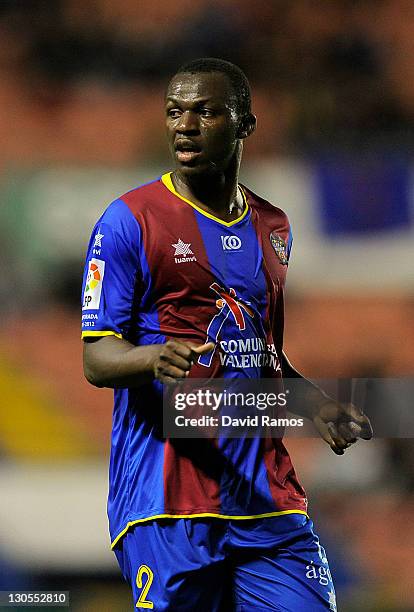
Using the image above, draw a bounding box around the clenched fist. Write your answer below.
[312,399,373,455]
[153,340,215,384]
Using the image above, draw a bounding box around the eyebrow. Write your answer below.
[165,96,216,105]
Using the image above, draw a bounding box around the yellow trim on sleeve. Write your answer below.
[161,172,249,227]
[81,330,122,340]
[111,509,308,549]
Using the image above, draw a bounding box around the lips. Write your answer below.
[175,139,202,164]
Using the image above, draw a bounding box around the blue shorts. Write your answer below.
[114,515,337,611]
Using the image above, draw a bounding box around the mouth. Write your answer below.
[174,139,202,164]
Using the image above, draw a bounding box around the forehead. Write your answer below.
[166,71,235,105]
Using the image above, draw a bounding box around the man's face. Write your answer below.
[165,71,241,177]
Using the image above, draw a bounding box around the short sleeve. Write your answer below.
[81,198,142,340]
[273,221,292,356]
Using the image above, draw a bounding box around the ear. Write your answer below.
[237,113,256,139]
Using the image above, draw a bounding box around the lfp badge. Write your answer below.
[270,232,288,265]
[83,258,105,310]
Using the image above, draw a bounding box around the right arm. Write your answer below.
[81,199,212,389]
[83,336,214,388]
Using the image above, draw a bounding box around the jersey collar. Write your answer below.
[161,172,249,228]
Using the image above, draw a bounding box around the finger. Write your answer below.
[157,364,188,380]
[359,415,373,439]
[159,351,192,372]
[343,404,373,439]
[337,421,359,443]
[189,342,215,356]
[313,416,344,455]
[327,422,350,453]
[167,341,194,360]
[159,374,181,385]
[343,402,368,424]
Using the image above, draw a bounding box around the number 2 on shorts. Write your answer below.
[135,564,154,609]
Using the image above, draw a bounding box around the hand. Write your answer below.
[153,340,215,384]
[312,399,373,455]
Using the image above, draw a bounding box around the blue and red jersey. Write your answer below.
[81,172,307,549]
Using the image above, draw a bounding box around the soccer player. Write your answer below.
[81,58,372,611]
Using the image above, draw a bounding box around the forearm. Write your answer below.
[281,351,330,420]
[83,336,160,388]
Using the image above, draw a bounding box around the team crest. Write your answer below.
[270,232,288,265]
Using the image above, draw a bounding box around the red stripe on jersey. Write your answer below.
[248,190,307,514]
[121,179,220,344]
[123,179,224,512]
[263,437,307,511]
[163,438,221,514]
[249,203,283,373]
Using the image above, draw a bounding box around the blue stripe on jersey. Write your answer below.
[108,385,167,543]
[193,208,269,378]
[81,198,142,338]
[192,209,276,514]
[122,202,165,349]
[96,197,167,545]
[218,436,280,514]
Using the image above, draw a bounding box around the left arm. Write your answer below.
[281,352,373,455]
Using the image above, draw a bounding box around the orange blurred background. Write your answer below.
[0,1,413,610]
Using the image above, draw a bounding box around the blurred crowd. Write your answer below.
[0,0,414,167]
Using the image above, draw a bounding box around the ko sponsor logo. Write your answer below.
[221,235,242,251]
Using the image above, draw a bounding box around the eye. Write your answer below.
[199,108,215,117]
[167,108,182,119]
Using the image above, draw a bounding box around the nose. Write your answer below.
[176,110,200,134]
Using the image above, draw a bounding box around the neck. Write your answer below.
[172,143,244,222]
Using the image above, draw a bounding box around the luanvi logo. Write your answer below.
[172,238,197,264]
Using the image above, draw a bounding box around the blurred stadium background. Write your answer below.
[0,0,413,610]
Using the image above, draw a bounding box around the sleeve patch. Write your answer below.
[82,258,105,310]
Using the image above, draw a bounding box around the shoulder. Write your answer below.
[99,176,165,234]
[241,184,290,229]
[242,184,293,263]
[118,176,165,212]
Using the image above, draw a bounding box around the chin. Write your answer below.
[175,161,220,179]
